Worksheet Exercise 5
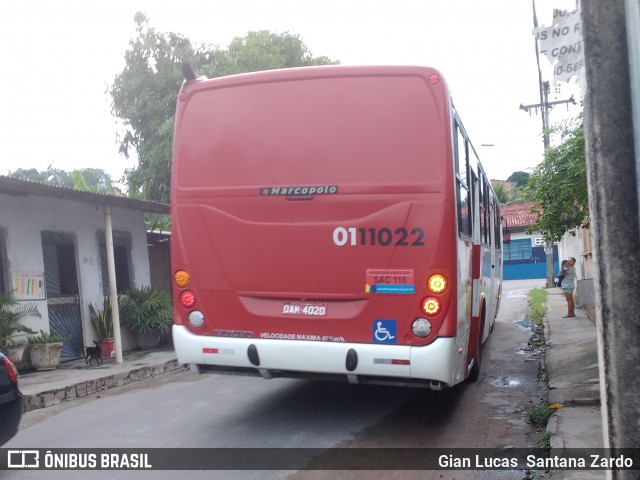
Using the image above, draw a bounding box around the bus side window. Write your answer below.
[455,124,471,238]
[487,199,495,248]
[479,175,486,245]
[494,201,502,250]
[483,176,491,246]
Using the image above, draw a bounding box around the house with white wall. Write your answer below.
[501,200,594,309]
[0,176,169,362]
[501,202,560,280]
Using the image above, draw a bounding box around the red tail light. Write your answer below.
[180,291,196,308]
[4,357,18,383]
[421,297,441,316]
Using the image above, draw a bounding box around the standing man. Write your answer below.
[562,257,577,317]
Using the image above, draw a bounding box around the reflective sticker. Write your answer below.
[366,269,415,294]
[373,358,410,365]
[373,320,397,344]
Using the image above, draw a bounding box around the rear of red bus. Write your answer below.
[171,65,471,389]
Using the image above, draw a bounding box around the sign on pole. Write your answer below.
[534,8,586,91]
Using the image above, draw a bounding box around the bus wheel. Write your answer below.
[467,328,482,382]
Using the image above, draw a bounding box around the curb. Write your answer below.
[22,359,185,413]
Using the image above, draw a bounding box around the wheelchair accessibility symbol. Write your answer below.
[373,320,397,344]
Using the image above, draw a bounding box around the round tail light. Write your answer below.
[180,290,196,308]
[427,274,447,294]
[412,318,432,338]
[421,297,441,316]
[188,311,205,328]
[174,270,190,288]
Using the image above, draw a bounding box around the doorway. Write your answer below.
[41,231,84,360]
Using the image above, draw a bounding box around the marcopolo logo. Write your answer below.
[260,185,338,197]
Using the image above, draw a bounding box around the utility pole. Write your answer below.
[581,1,640,474]
[521,0,577,289]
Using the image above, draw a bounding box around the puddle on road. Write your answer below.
[516,339,545,361]
[487,319,545,389]
[580,362,599,371]
[488,374,525,387]
[514,318,536,332]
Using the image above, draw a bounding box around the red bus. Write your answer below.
[170,65,503,389]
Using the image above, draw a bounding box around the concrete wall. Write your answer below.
[558,227,594,284]
[0,192,151,351]
[557,229,595,308]
[576,278,595,308]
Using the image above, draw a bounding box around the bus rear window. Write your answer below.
[175,75,448,190]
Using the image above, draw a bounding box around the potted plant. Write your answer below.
[119,286,172,350]
[0,292,39,364]
[88,296,116,358]
[28,330,66,371]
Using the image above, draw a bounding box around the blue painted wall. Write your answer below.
[503,244,559,280]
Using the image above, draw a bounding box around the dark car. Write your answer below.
[0,350,23,445]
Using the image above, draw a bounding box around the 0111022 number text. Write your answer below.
[332,227,425,247]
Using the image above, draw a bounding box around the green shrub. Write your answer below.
[119,286,173,335]
[28,329,66,344]
[0,293,38,348]
[89,296,114,338]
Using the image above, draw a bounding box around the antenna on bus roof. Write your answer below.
[181,62,197,82]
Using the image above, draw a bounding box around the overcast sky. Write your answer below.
[0,0,580,185]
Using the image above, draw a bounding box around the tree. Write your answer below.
[9,167,116,194]
[507,171,530,187]
[224,30,337,74]
[493,183,509,204]
[524,115,589,242]
[110,13,338,204]
[10,167,74,187]
[72,168,117,193]
[109,12,203,204]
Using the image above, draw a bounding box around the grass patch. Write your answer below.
[528,288,548,326]
[529,404,555,427]
[526,289,552,449]
[536,431,551,449]
[529,404,555,449]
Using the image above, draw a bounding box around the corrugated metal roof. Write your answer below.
[0,175,169,214]
[501,201,539,230]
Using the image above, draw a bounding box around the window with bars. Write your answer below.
[98,232,132,295]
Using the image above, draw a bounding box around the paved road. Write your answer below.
[4,280,547,480]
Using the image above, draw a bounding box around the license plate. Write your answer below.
[282,300,328,317]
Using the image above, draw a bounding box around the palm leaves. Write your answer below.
[89,296,114,339]
[0,292,39,348]
[119,286,173,335]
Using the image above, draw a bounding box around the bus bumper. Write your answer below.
[172,325,462,389]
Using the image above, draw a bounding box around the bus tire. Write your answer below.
[468,306,485,382]
[467,330,482,382]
